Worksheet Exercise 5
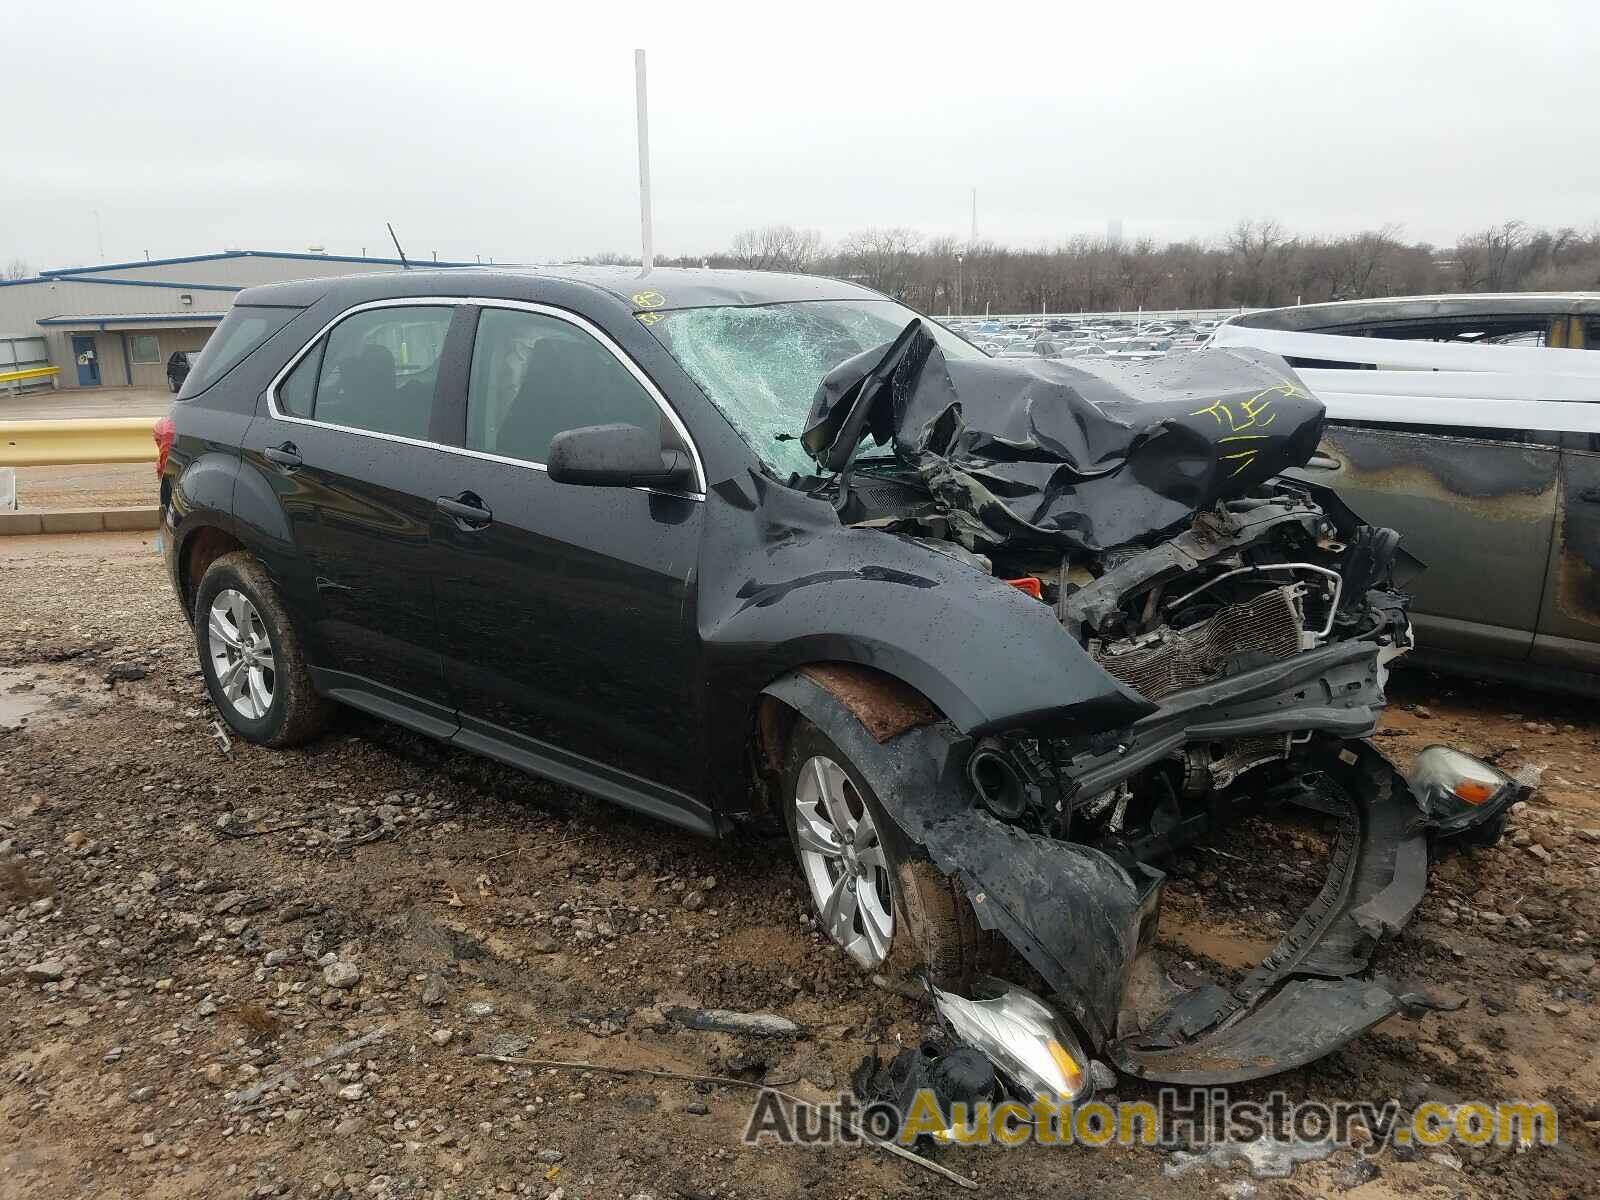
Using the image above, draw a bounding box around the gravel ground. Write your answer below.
[10,464,157,512]
[1,532,1597,1199]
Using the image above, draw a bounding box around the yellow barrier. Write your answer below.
[0,365,61,385]
[0,418,157,467]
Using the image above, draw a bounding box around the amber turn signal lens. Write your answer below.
[1452,778,1497,806]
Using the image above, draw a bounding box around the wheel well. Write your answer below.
[754,663,941,783]
[180,527,245,613]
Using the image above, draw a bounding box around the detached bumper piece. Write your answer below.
[933,741,1514,1086]
[1111,742,1427,1083]
[764,670,1515,1086]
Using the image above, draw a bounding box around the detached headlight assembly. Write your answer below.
[931,978,1092,1103]
[1406,745,1517,837]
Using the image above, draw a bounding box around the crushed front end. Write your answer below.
[789,321,1516,1083]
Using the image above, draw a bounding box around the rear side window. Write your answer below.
[283,306,452,440]
[179,305,299,397]
[277,341,323,418]
[465,308,662,464]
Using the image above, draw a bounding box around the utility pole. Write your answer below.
[635,49,654,273]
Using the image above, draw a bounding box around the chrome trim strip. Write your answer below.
[263,295,706,500]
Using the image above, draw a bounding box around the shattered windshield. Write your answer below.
[643,299,983,477]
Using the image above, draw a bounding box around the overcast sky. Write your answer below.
[3,0,1596,271]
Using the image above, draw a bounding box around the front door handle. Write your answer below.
[436,491,492,529]
[264,442,302,470]
[1578,487,1600,505]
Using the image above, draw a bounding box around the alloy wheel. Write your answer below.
[792,754,895,968]
[208,589,275,720]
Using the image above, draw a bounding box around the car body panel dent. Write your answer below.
[1295,426,1556,658]
[699,473,1153,776]
[1535,447,1600,670]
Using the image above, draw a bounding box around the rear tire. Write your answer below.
[780,717,1000,990]
[194,551,332,747]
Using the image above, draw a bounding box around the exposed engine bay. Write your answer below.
[830,471,1415,874]
[764,321,1514,1086]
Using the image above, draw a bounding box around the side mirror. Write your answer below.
[546,423,695,491]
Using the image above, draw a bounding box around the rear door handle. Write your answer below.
[436,491,492,529]
[1578,487,1600,505]
[264,442,302,470]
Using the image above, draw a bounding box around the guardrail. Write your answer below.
[0,365,61,385]
[0,417,156,467]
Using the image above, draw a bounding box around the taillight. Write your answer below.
[153,415,176,478]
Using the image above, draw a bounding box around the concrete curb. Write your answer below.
[0,506,160,535]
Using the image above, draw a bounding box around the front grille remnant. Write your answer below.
[1092,586,1304,702]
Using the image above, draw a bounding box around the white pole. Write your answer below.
[634,49,653,273]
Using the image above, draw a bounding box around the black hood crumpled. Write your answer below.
[800,319,1325,553]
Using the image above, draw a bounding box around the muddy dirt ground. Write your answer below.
[2,531,1598,1199]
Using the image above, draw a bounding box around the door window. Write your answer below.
[466,308,663,464]
[305,306,452,440]
[277,339,324,418]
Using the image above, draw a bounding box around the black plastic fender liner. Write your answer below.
[765,672,1438,1084]
[1111,741,1431,1084]
[1110,977,1408,1085]
[761,670,1158,1045]
[924,817,1163,1047]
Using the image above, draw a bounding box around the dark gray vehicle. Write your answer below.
[156,266,1511,1089]
[1226,294,1600,694]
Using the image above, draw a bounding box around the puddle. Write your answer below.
[1162,915,1275,972]
[0,666,110,730]
[1165,1138,1340,1179]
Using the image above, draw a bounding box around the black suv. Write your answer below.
[166,349,199,392]
[158,266,1510,1085]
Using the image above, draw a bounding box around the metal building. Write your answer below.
[0,250,471,394]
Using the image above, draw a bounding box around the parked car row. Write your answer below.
[944,314,1215,360]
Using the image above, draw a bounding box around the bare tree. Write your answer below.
[3,258,32,280]
[1454,220,1530,291]
[675,216,1598,314]
[837,227,923,298]
[1227,218,1294,306]
[727,225,823,273]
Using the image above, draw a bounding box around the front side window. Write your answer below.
[465,308,663,464]
[643,299,982,477]
[129,333,161,364]
[305,306,451,440]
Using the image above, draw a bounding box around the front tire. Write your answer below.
[780,718,999,989]
[194,551,331,747]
